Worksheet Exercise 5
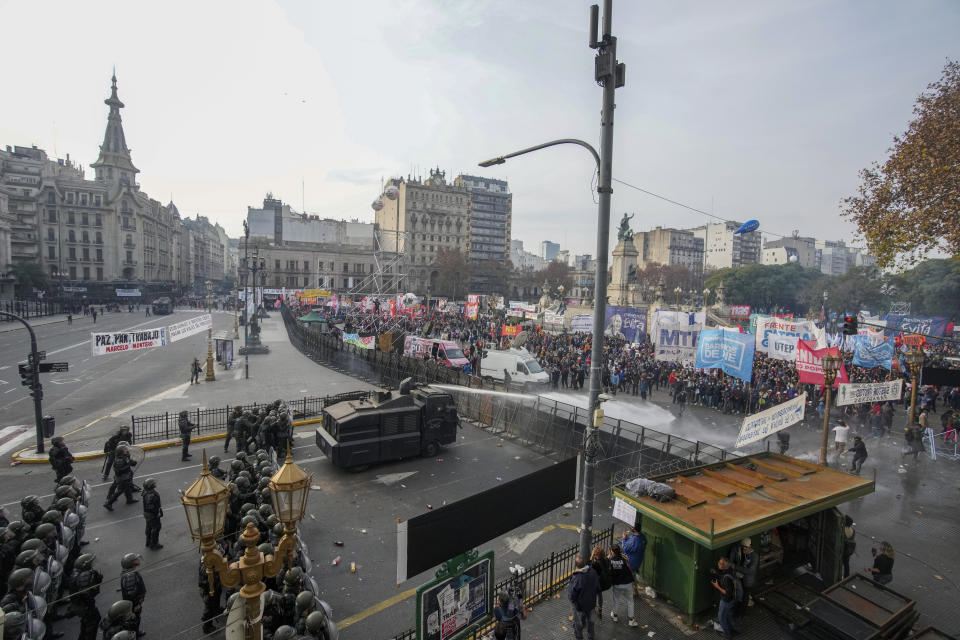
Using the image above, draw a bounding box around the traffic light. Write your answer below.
[20,368,36,387]
[842,315,859,336]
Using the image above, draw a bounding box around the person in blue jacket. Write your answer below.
[622,525,647,583]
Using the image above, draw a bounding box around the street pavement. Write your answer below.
[3,317,958,639]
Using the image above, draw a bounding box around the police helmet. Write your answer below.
[51,436,65,446]
[209,455,221,467]
[245,509,260,522]
[266,515,279,529]
[115,444,130,456]
[58,475,77,487]
[6,521,26,538]
[255,449,267,458]
[19,538,45,553]
[257,477,270,490]
[143,478,157,490]
[75,553,96,571]
[237,470,251,482]
[8,568,34,592]
[20,495,40,509]
[107,600,134,622]
[283,566,303,586]
[240,515,258,529]
[15,549,40,568]
[235,477,251,491]
[120,553,142,570]
[272,522,285,538]
[55,497,75,513]
[257,542,274,555]
[239,503,256,516]
[55,485,77,500]
[235,451,247,462]
[258,504,272,518]
[296,591,315,612]
[272,626,298,640]
[230,459,243,473]
[1,609,26,631]
[35,523,57,540]
[111,632,137,640]
[305,609,328,633]
[41,510,61,525]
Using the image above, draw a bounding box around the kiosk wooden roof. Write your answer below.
[612,452,874,550]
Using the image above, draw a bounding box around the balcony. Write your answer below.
[124,241,136,249]
[123,260,138,266]
[121,223,136,232]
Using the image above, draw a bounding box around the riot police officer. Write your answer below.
[104,446,138,511]
[119,554,146,637]
[225,407,242,453]
[305,607,337,639]
[102,426,133,481]
[198,553,223,634]
[68,553,103,640]
[178,410,195,461]
[141,479,163,550]
[48,437,75,482]
[20,496,45,532]
[99,600,138,639]
[208,456,227,481]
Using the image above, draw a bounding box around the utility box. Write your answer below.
[41,415,55,437]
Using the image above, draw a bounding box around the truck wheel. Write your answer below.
[423,440,440,457]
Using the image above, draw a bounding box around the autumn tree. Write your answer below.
[9,261,49,296]
[535,260,573,293]
[433,248,471,299]
[842,60,960,269]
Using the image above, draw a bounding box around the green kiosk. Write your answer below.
[612,452,875,618]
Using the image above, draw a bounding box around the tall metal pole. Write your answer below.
[243,222,250,380]
[0,312,45,453]
[580,0,623,561]
[819,381,834,465]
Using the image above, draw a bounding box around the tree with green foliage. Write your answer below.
[704,263,822,314]
[885,258,960,319]
[796,266,887,318]
[842,60,960,269]
[8,261,49,296]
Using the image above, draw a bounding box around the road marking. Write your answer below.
[505,525,553,554]
[0,426,32,457]
[374,471,418,486]
[4,388,16,394]
[337,586,419,630]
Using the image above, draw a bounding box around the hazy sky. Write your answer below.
[2,0,958,257]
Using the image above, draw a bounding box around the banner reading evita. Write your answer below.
[168,314,213,342]
[92,328,167,356]
[836,379,903,407]
[734,395,805,448]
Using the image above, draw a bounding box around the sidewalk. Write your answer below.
[9,314,376,460]
[0,313,70,332]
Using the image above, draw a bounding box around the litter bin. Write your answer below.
[41,415,55,437]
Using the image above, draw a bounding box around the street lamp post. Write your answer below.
[477,0,624,561]
[182,449,312,640]
[674,286,682,310]
[905,347,925,424]
[819,353,841,465]
[205,280,216,382]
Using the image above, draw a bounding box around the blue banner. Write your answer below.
[605,306,647,343]
[852,336,894,370]
[695,328,755,382]
[884,314,949,344]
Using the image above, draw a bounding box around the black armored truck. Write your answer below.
[315,378,460,469]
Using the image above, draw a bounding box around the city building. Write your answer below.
[689,221,761,271]
[509,240,547,271]
[539,240,560,261]
[374,169,472,295]
[761,235,817,268]
[244,195,383,296]
[632,227,704,276]
[0,74,231,298]
[454,174,512,294]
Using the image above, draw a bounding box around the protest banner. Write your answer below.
[695,328,755,382]
[543,311,565,326]
[501,325,521,337]
[885,314,949,343]
[605,306,646,342]
[852,336,895,370]
[168,314,213,343]
[653,322,701,365]
[465,294,480,320]
[796,340,849,387]
[92,328,167,356]
[570,314,592,332]
[756,316,824,359]
[836,379,903,407]
[115,288,141,297]
[734,396,805,448]
[343,333,375,349]
[728,305,751,319]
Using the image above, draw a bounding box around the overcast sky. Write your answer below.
[2,0,958,257]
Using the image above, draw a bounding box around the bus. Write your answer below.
[152,297,173,315]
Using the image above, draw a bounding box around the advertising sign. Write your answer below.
[653,322,701,365]
[852,336,895,370]
[604,306,646,342]
[695,328,755,382]
[796,340,849,387]
[728,305,751,319]
[734,395,805,448]
[168,314,213,343]
[836,379,903,407]
[343,333,375,350]
[92,328,167,356]
[416,551,494,640]
[570,314,593,332]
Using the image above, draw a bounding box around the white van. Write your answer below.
[479,348,549,390]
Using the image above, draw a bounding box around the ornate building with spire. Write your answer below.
[0,74,231,298]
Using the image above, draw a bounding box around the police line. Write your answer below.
[91,314,212,356]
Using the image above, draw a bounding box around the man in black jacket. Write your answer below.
[567,554,599,640]
[104,445,138,511]
[120,553,147,637]
[141,478,163,550]
[102,426,133,481]
[179,410,196,461]
[847,436,868,475]
[48,436,75,482]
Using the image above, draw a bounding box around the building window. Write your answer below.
[343,278,349,288]
[304,277,309,287]
[82,248,90,261]
[95,232,102,244]
[343,263,349,273]
[68,211,75,225]
[303,261,309,271]
[81,213,89,225]
[47,209,57,223]
[69,266,76,279]
[329,262,334,271]
[69,247,76,260]
[275,259,281,270]
[96,248,103,262]
[126,250,133,263]
[318,261,324,271]
[82,230,89,243]
[48,246,56,260]
[121,199,129,213]
[47,192,55,204]
[83,267,90,280]
[97,267,103,281]
[68,230,76,242]
[370,264,375,273]
[47,229,55,241]
[67,192,75,204]
[95,214,102,226]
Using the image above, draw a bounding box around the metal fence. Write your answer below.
[1,299,71,321]
[388,525,615,640]
[129,390,372,443]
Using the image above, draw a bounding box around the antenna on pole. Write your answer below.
[589,4,599,48]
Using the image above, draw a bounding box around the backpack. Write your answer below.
[494,617,518,640]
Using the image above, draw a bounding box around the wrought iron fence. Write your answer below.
[129,390,371,443]
[388,525,615,640]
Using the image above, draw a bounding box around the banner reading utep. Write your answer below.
[796,340,849,387]
[695,328,755,382]
[92,328,167,356]
[168,314,213,342]
[605,306,647,342]
[734,395,805,448]
[836,379,903,407]
[756,317,825,360]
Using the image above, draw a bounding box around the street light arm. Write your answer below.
[263,526,298,576]
[478,138,600,170]
[201,540,242,594]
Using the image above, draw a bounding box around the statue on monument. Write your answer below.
[617,213,634,241]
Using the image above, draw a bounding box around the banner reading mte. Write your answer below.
[92,328,167,356]
[168,314,213,342]
[836,380,903,407]
[734,395,805,448]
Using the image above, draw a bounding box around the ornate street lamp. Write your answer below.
[819,352,841,465]
[674,286,682,310]
[182,449,312,640]
[905,346,925,424]
[205,280,216,382]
